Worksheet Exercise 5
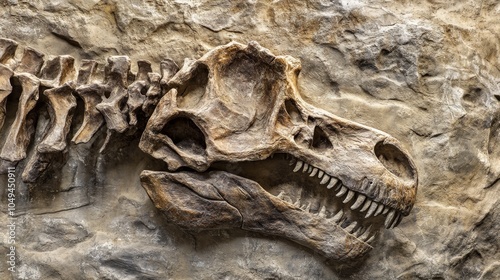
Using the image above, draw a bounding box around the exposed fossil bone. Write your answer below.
[0,73,39,162]
[37,83,77,153]
[72,60,105,144]
[0,38,418,262]
[0,64,13,131]
[0,38,17,67]
[127,60,151,127]
[139,41,418,261]
[95,56,130,133]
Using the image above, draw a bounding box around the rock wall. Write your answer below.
[0,1,499,279]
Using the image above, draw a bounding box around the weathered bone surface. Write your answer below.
[0,38,417,262]
[140,41,418,260]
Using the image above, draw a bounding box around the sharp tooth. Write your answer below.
[343,190,355,203]
[317,170,324,178]
[289,158,297,166]
[374,203,384,216]
[293,161,303,172]
[319,206,327,217]
[305,203,311,212]
[276,191,285,199]
[359,225,372,241]
[320,174,330,184]
[391,213,402,228]
[366,234,376,243]
[335,185,348,197]
[344,221,357,233]
[331,209,343,222]
[308,166,313,173]
[382,206,389,215]
[309,167,318,177]
[365,202,378,218]
[327,177,339,189]
[302,163,309,172]
[293,200,300,207]
[384,209,396,228]
[351,194,366,210]
[353,226,363,237]
[360,200,372,212]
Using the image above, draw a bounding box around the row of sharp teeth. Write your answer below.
[285,158,403,232]
[276,189,377,243]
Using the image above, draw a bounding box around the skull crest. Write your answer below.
[139,41,418,261]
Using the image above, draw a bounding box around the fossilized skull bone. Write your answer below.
[139,41,418,261]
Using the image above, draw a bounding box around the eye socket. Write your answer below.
[312,126,333,150]
[375,142,414,181]
[161,117,207,156]
[284,99,302,123]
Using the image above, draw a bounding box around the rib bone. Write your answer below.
[0,73,40,162]
[0,64,13,131]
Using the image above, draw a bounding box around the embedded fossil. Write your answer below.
[0,38,417,262]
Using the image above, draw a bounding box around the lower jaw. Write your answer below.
[140,168,373,261]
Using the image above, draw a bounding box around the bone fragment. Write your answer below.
[40,55,76,88]
[0,64,13,131]
[15,47,45,76]
[127,60,151,127]
[160,59,179,88]
[37,83,77,153]
[96,56,130,133]
[142,72,162,116]
[0,73,40,162]
[0,38,18,67]
[72,60,106,144]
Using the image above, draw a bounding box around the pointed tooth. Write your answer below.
[327,177,339,189]
[309,167,318,177]
[382,206,389,215]
[293,161,303,172]
[276,191,285,199]
[365,202,378,218]
[317,170,324,178]
[335,185,348,197]
[384,209,396,228]
[343,190,355,203]
[302,162,309,172]
[293,200,300,207]
[366,235,376,243]
[305,203,311,212]
[300,204,307,210]
[374,203,384,216]
[359,225,372,241]
[319,206,326,217]
[353,226,363,237]
[308,166,313,173]
[289,158,297,166]
[351,194,366,210]
[344,221,357,233]
[360,199,372,212]
[320,174,330,184]
[391,213,403,228]
[331,209,343,223]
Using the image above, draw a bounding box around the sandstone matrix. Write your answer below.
[0,1,499,279]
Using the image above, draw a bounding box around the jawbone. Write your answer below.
[140,169,373,261]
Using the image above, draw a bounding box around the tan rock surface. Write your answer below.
[0,1,499,279]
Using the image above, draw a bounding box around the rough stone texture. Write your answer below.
[0,1,499,279]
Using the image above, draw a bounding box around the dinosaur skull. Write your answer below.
[139,41,418,261]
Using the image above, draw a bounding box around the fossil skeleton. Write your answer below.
[0,38,417,261]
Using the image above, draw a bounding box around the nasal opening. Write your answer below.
[374,141,415,182]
